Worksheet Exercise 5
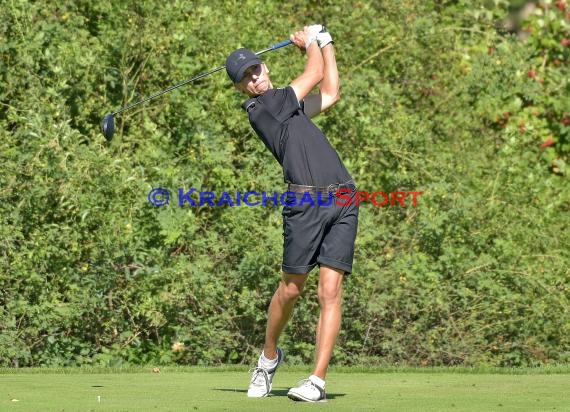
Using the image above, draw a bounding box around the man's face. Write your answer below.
[235,63,272,97]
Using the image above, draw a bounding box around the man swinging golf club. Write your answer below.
[226,25,359,402]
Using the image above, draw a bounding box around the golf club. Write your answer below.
[100,39,293,140]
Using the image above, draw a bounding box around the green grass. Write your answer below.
[1,366,569,411]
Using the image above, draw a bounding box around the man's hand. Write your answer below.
[317,28,333,48]
[290,25,323,50]
[306,24,323,37]
[306,25,325,48]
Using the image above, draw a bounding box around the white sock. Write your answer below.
[258,351,278,369]
[309,374,325,388]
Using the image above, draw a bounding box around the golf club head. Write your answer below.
[100,114,115,141]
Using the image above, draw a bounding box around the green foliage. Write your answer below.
[1,0,568,368]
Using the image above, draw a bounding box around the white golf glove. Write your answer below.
[305,24,323,49]
[317,28,333,48]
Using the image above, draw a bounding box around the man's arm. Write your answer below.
[303,30,340,118]
[289,27,324,103]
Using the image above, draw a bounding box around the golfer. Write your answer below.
[225,25,358,402]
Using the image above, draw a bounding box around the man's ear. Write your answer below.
[263,63,270,74]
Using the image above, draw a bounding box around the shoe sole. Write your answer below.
[287,392,326,403]
[247,392,270,398]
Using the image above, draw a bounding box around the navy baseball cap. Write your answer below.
[225,48,261,83]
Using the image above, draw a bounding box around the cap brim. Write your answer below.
[235,57,262,82]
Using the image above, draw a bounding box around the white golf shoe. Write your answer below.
[287,377,326,402]
[247,348,284,397]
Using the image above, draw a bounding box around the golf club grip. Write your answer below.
[271,39,293,50]
[256,39,293,55]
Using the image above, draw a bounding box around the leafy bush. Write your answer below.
[1,0,568,367]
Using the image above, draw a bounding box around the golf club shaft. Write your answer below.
[255,39,293,55]
[112,65,225,116]
[111,39,293,116]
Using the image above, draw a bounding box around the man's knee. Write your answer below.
[279,273,307,301]
[318,266,344,306]
[318,282,342,306]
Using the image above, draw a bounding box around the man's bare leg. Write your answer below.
[313,265,344,379]
[263,272,308,359]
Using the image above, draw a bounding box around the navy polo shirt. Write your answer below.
[242,86,352,187]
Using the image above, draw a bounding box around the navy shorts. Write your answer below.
[281,190,359,275]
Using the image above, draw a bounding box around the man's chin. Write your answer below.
[256,83,272,94]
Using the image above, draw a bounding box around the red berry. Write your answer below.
[555,0,566,11]
[527,69,537,78]
[540,137,555,149]
[561,38,570,47]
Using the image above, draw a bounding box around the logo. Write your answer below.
[146,188,423,208]
[147,188,170,207]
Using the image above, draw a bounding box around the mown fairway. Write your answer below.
[1,367,569,412]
